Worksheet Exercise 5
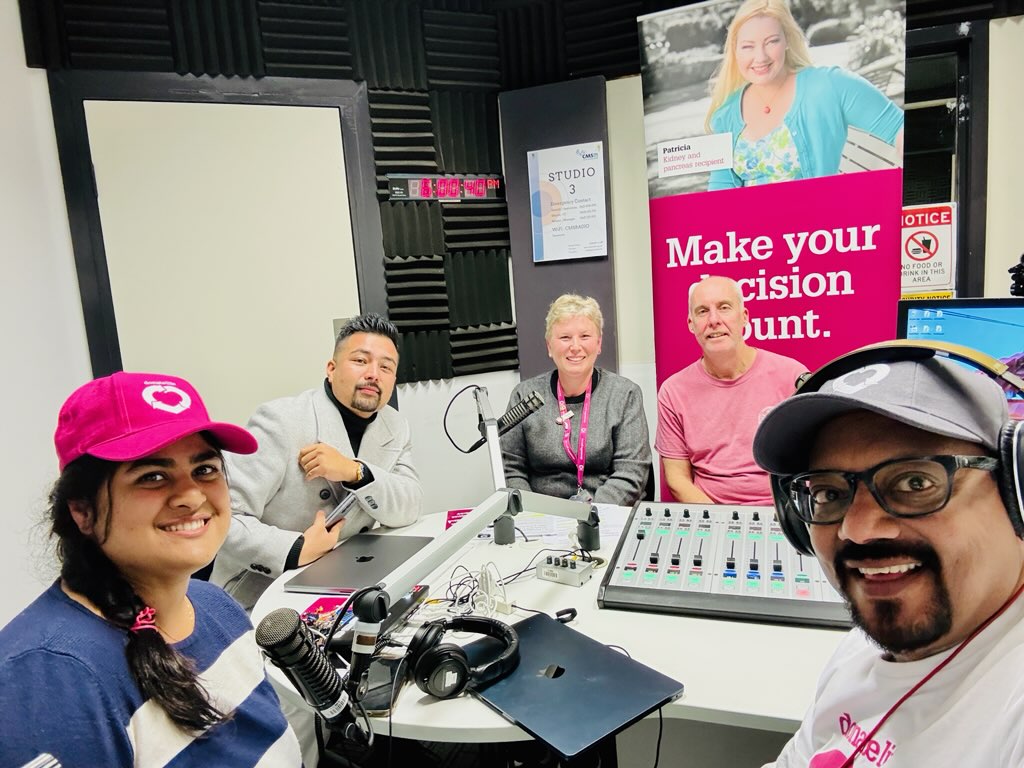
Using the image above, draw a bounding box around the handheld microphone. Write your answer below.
[469,390,545,452]
[255,608,359,735]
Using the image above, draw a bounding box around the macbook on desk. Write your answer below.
[465,612,684,759]
[284,534,433,594]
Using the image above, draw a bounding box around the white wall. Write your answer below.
[0,6,92,625]
[85,99,360,426]
[983,15,1024,297]
[398,370,520,515]
[607,76,660,476]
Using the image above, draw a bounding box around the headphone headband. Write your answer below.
[769,339,1024,555]
[445,615,520,682]
[796,339,1024,396]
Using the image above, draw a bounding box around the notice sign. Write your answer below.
[528,141,608,263]
[658,133,732,179]
[901,203,956,294]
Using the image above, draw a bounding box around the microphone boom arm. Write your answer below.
[473,387,508,495]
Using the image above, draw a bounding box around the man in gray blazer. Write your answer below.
[212,313,422,611]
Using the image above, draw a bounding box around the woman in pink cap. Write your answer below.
[0,372,302,767]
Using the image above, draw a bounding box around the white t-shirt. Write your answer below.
[765,597,1024,767]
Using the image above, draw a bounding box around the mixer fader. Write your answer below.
[597,502,849,629]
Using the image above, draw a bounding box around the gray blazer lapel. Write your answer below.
[359,409,401,468]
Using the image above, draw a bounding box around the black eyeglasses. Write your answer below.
[786,455,999,525]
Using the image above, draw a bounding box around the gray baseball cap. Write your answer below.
[753,356,1008,475]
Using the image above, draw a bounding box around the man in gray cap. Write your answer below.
[752,347,1024,767]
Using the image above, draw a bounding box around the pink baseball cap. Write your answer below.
[54,371,258,470]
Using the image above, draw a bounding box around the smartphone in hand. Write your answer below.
[325,494,358,528]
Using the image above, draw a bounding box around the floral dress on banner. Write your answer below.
[733,124,802,186]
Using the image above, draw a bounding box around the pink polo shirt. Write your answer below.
[655,349,806,504]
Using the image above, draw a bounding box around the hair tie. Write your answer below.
[130,606,158,634]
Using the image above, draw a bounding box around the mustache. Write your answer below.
[356,382,381,394]
[834,540,941,572]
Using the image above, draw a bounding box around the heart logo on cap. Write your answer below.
[142,384,192,415]
[829,363,890,395]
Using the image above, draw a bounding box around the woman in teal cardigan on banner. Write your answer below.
[705,0,904,190]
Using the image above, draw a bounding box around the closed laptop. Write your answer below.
[466,612,684,759]
[284,534,433,594]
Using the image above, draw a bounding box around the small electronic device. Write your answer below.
[354,656,407,716]
[386,173,503,201]
[897,297,1024,418]
[324,494,358,527]
[537,556,595,588]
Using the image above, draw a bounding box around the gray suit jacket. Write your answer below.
[211,385,422,609]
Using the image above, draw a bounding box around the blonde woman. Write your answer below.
[705,0,903,190]
[501,294,651,505]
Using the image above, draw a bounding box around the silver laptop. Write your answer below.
[283,534,433,594]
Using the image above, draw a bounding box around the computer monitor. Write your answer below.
[896,298,1024,418]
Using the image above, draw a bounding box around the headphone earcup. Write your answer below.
[771,473,814,556]
[413,642,470,699]
[405,620,446,676]
[997,420,1024,536]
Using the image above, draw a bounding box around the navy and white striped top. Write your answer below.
[0,580,302,767]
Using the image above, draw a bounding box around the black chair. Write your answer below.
[643,463,655,502]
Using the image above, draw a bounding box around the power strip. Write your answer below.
[537,556,596,588]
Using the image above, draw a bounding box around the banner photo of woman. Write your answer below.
[640,0,905,199]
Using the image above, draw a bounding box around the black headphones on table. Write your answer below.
[405,615,519,699]
[771,339,1024,556]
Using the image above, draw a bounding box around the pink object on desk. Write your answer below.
[304,593,353,615]
[445,509,472,529]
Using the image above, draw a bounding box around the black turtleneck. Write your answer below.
[323,378,378,455]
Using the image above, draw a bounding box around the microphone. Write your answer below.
[469,390,545,452]
[344,588,391,700]
[497,390,545,435]
[255,608,360,736]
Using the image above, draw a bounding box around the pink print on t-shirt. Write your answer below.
[809,750,848,768]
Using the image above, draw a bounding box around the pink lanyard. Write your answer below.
[556,378,592,493]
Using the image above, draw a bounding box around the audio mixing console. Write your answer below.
[597,502,850,629]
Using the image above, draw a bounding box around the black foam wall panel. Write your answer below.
[20,0,985,383]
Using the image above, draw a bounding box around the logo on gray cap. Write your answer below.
[829,364,890,395]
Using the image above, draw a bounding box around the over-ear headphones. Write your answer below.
[771,339,1024,556]
[405,615,519,699]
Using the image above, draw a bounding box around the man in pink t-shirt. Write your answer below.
[656,276,806,504]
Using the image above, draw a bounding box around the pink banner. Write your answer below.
[651,169,903,385]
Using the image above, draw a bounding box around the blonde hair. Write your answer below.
[704,0,813,132]
[545,294,604,338]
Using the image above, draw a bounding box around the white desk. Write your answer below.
[252,507,847,744]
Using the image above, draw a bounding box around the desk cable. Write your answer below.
[606,645,664,768]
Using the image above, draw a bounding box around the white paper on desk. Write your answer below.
[474,512,573,543]
[592,503,628,542]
